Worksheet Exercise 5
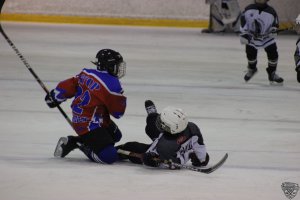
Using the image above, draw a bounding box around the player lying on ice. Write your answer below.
[45,49,127,164]
[116,100,210,170]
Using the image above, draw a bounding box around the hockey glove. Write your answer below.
[45,89,61,108]
[240,33,252,45]
[190,152,210,167]
[269,27,278,37]
[142,152,161,167]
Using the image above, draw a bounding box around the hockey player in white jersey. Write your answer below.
[239,0,284,84]
[117,100,209,169]
[294,14,300,83]
[202,0,241,33]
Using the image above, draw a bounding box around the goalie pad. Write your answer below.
[209,0,241,32]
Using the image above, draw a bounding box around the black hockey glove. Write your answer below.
[190,152,210,167]
[240,33,252,45]
[45,90,61,108]
[142,152,161,167]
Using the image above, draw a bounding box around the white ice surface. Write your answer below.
[0,22,299,200]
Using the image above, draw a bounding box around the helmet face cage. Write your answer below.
[112,61,126,79]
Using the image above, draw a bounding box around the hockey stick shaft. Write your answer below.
[0,0,73,127]
[117,149,143,159]
[118,149,197,171]
[276,26,294,33]
[238,26,294,36]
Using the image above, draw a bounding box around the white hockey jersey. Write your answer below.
[240,3,279,49]
[295,38,300,68]
[146,122,207,165]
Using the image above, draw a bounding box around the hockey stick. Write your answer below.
[0,0,73,127]
[276,26,295,33]
[117,149,228,174]
[238,26,295,37]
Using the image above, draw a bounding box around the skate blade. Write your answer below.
[54,137,68,157]
[269,81,283,86]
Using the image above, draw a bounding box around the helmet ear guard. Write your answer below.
[156,106,188,134]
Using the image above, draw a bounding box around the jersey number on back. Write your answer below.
[73,86,91,115]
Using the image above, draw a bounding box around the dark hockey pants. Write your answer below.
[79,122,122,164]
[246,43,278,73]
[117,113,161,164]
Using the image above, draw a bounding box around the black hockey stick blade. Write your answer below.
[167,153,228,174]
[196,153,228,174]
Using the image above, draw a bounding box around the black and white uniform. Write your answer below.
[240,3,279,71]
[118,113,207,165]
[146,117,207,164]
[295,38,300,83]
[240,3,279,48]
[295,38,300,70]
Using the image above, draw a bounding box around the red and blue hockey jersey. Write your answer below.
[52,68,126,135]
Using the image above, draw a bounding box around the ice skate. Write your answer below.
[54,136,80,158]
[201,28,213,33]
[266,69,284,85]
[244,68,257,82]
[145,100,157,114]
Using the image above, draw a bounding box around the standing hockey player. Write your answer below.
[202,0,241,33]
[117,100,209,169]
[45,49,127,164]
[239,0,284,84]
[294,14,300,83]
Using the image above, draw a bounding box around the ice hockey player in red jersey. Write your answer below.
[117,100,209,169]
[46,49,127,164]
[239,0,283,84]
[294,14,300,83]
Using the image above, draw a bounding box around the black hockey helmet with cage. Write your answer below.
[92,49,126,78]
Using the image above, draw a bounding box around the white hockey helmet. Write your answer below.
[157,106,188,134]
[296,14,300,34]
